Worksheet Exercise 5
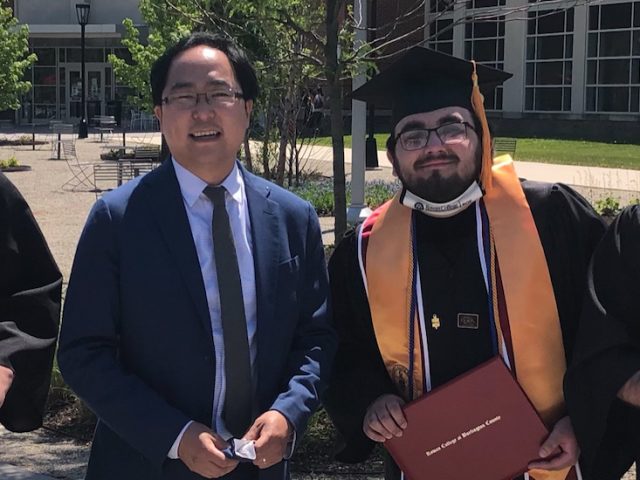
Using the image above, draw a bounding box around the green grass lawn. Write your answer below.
[314,135,640,170]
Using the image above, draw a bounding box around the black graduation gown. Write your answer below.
[564,205,640,480]
[0,173,62,432]
[324,181,605,476]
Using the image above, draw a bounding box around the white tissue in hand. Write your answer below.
[233,438,256,460]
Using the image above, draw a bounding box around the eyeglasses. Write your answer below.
[395,122,476,151]
[162,87,244,109]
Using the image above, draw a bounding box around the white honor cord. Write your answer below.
[474,202,511,368]
[416,269,432,393]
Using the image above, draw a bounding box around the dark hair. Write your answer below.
[150,32,259,106]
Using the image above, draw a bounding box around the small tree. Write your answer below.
[0,4,36,110]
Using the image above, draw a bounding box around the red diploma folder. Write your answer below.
[385,357,549,480]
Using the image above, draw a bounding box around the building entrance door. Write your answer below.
[66,65,105,123]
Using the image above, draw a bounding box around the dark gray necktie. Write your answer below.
[203,185,252,438]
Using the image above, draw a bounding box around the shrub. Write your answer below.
[0,156,19,168]
[595,196,622,217]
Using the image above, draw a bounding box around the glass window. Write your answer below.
[528,14,537,35]
[527,63,535,84]
[59,67,65,86]
[436,20,453,40]
[59,87,66,104]
[586,87,597,111]
[473,39,498,61]
[33,48,56,66]
[598,86,629,111]
[633,31,640,55]
[537,36,565,60]
[598,59,630,84]
[536,61,564,85]
[474,21,499,38]
[565,36,573,57]
[563,87,571,110]
[632,59,640,83]
[588,33,598,57]
[631,87,639,111]
[599,31,631,57]
[435,43,453,54]
[525,87,534,110]
[566,9,574,32]
[564,61,573,85]
[587,60,598,84]
[526,37,536,60]
[67,48,81,63]
[86,48,104,63]
[535,87,563,110]
[537,11,565,34]
[589,6,599,30]
[33,67,57,86]
[600,3,632,30]
[33,86,56,104]
[635,3,640,27]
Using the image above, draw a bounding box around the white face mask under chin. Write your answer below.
[400,181,483,218]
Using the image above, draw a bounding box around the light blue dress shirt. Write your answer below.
[168,158,257,457]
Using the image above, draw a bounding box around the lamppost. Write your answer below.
[76,3,90,139]
[365,0,378,169]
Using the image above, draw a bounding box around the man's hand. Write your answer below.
[0,365,14,408]
[363,394,407,442]
[244,410,292,469]
[528,416,580,471]
[178,422,238,478]
[618,370,640,407]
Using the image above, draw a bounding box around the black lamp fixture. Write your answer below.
[76,2,90,139]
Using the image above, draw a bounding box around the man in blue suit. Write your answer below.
[58,32,336,480]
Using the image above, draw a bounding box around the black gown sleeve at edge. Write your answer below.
[565,205,640,480]
[323,228,397,463]
[0,173,62,432]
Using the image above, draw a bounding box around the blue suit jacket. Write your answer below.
[58,160,336,480]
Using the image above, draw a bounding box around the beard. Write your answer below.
[394,149,481,203]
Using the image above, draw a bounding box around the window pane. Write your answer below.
[635,2,640,27]
[631,87,639,112]
[438,20,454,40]
[632,59,640,83]
[59,87,65,104]
[527,62,535,84]
[586,87,596,111]
[528,15,537,35]
[563,88,571,110]
[33,86,56,104]
[498,39,505,60]
[59,48,66,63]
[472,0,501,8]
[598,86,629,111]
[33,48,56,66]
[565,36,573,57]
[537,11,565,34]
[599,31,631,57]
[474,21,499,38]
[436,42,453,55]
[527,37,536,60]
[67,48,81,63]
[499,20,505,36]
[473,39,498,61]
[535,87,563,110]
[86,48,104,63]
[59,67,65,86]
[536,61,564,85]
[496,87,503,109]
[588,33,598,57]
[525,87,534,109]
[633,31,640,55]
[589,5,599,30]
[564,61,573,84]
[587,60,597,84]
[566,8,574,31]
[33,67,57,85]
[537,36,566,59]
[600,3,632,30]
[599,59,630,84]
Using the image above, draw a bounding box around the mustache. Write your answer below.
[414,152,459,168]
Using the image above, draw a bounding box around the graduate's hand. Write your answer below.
[617,370,640,407]
[528,416,580,471]
[0,365,14,408]
[363,394,407,442]
[178,422,238,478]
[244,410,292,469]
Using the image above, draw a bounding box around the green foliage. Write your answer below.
[0,5,37,110]
[291,179,400,216]
[0,156,19,168]
[594,196,622,217]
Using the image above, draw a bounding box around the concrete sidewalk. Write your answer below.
[0,463,57,480]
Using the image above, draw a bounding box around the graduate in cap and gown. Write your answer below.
[323,46,606,480]
[0,173,62,432]
[564,205,640,480]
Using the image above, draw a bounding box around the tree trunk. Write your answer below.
[262,97,274,179]
[325,0,347,243]
[243,136,253,172]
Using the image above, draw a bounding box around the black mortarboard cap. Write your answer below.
[351,46,513,130]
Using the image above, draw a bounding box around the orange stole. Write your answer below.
[362,155,570,480]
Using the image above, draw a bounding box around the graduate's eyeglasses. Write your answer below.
[162,87,244,110]
[395,122,476,151]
